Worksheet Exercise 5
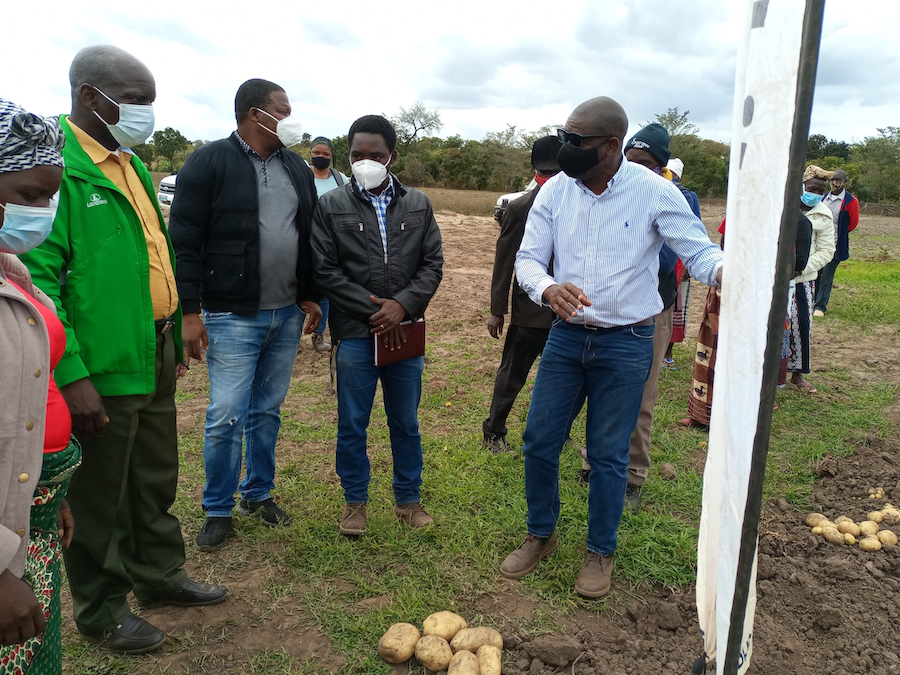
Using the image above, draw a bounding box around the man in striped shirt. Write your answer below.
[500,96,723,598]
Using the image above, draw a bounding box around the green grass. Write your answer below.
[61,256,899,673]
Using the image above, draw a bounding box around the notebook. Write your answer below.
[374,318,426,367]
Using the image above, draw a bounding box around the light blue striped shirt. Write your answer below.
[515,157,723,328]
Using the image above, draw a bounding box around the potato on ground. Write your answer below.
[805,513,828,527]
[837,521,861,536]
[447,649,479,675]
[823,528,845,545]
[859,536,882,552]
[477,644,502,675]
[416,635,454,671]
[859,521,880,536]
[423,611,468,641]
[377,623,420,664]
[877,530,898,546]
[451,626,504,653]
[868,511,884,524]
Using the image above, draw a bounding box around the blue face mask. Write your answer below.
[0,202,56,254]
[801,191,823,207]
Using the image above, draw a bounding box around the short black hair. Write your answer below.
[348,115,397,153]
[235,79,284,123]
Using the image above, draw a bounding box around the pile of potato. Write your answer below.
[377,611,503,674]
[806,505,900,551]
[851,486,887,501]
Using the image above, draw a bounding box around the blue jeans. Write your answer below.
[334,338,424,505]
[202,305,303,517]
[814,254,840,312]
[315,298,329,335]
[523,321,654,556]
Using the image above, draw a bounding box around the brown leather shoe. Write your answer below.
[340,503,367,535]
[574,550,614,598]
[500,532,559,579]
[394,502,435,528]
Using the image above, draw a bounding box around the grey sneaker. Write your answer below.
[624,483,642,513]
[237,498,291,527]
[312,333,332,353]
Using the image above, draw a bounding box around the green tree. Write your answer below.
[648,107,699,137]
[152,127,192,171]
[392,102,443,145]
[521,124,561,150]
[850,127,900,203]
[807,134,850,161]
[132,142,156,168]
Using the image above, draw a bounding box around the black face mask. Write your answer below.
[557,143,601,179]
[311,156,331,170]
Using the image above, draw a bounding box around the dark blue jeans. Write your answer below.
[201,306,303,516]
[315,298,329,335]
[334,338,425,504]
[523,321,654,556]
[814,254,841,313]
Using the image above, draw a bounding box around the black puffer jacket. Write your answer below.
[168,134,318,316]
[310,176,443,341]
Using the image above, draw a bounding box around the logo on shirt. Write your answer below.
[86,193,108,208]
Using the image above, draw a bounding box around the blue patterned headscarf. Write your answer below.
[0,99,65,174]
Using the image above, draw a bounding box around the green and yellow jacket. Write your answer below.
[19,116,183,396]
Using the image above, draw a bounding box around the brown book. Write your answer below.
[374,318,426,367]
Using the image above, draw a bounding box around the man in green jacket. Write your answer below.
[20,45,226,655]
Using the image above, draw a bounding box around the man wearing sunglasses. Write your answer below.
[501,96,723,598]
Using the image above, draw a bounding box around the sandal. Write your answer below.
[679,418,709,430]
[793,381,817,394]
[663,358,676,370]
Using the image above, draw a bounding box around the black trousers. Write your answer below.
[483,324,551,439]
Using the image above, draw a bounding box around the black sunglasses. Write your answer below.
[557,128,613,149]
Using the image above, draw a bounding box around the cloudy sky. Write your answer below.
[5,0,898,149]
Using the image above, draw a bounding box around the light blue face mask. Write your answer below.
[0,202,56,254]
[801,191,823,207]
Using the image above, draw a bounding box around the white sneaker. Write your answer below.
[813,309,825,317]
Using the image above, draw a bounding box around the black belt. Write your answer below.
[155,316,175,334]
[578,317,655,331]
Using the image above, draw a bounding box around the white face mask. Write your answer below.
[351,158,391,191]
[255,108,304,147]
[93,87,155,147]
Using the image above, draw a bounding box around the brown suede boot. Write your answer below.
[340,503,367,535]
[574,550,614,598]
[499,532,559,579]
[394,502,435,529]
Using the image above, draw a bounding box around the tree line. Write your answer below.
[134,104,900,203]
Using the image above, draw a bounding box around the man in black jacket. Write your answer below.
[310,115,443,536]
[169,79,322,552]
[484,135,560,453]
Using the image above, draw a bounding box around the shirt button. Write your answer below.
[26,421,34,431]
[17,529,26,537]
[35,368,42,378]
[19,473,29,483]
[28,317,37,326]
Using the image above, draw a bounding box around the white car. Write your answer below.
[157,173,177,206]
[493,177,538,223]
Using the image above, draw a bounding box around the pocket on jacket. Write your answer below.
[399,210,426,231]
[205,240,248,298]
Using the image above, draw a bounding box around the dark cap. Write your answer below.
[625,123,671,167]
[531,135,562,172]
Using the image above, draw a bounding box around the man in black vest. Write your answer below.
[483,136,561,453]
[170,79,322,552]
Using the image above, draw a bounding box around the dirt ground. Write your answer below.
[61,204,900,674]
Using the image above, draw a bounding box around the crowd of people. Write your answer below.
[0,42,859,670]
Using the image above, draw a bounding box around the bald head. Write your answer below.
[568,97,629,141]
[69,45,154,100]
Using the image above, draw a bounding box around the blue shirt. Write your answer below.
[515,157,723,328]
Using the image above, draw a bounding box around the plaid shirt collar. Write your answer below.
[233,131,282,187]
[352,173,395,203]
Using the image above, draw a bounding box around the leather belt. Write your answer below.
[155,316,175,334]
[579,316,655,331]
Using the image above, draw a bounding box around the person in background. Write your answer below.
[20,46,227,654]
[813,168,859,316]
[663,157,701,369]
[307,136,349,353]
[483,135,561,454]
[503,97,723,598]
[0,99,77,675]
[169,79,321,552]
[311,115,443,536]
[682,214,812,428]
[789,165,836,392]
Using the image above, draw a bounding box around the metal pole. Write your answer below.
[722,1,826,673]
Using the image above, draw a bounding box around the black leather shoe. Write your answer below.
[78,613,166,654]
[136,577,228,608]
